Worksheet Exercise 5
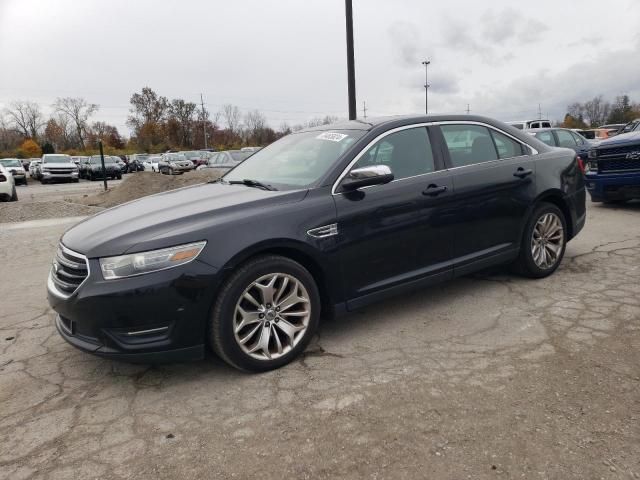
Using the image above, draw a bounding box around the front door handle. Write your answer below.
[423,184,448,196]
[513,167,533,179]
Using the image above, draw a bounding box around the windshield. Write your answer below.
[0,159,22,167]
[165,154,186,161]
[223,130,364,189]
[43,155,71,163]
[91,156,116,164]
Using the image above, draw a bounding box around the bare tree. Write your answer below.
[168,99,197,147]
[244,110,266,134]
[4,100,45,138]
[221,104,242,133]
[583,95,611,127]
[54,97,99,149]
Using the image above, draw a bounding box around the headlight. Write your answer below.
[99,241,206,280]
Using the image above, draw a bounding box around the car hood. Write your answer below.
[62,182,308,258]
[595,131,640,147]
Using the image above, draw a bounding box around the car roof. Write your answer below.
[301,114,528,131]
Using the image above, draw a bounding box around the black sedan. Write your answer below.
[527,128,593,161]
[47,115,586,372]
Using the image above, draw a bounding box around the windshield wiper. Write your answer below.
[227,179,277,191]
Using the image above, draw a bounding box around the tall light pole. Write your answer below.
[345,0,357,120]
[422,60,430,115]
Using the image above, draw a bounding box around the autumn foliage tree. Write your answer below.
[18,139,42,158]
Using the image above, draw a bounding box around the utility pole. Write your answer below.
[362,100,367,120]
[538,103,542,120]
[345,0,357,120]
[422,60,431,115]
[466,104,471,115]
[200,93,208,149]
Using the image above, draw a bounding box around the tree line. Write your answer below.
[0,87,338,158]
[561,94,640,129]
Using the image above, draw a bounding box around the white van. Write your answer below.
[507,119,552,130]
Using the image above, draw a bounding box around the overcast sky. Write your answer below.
[1,0,639,134]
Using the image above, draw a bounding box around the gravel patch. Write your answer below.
[0,201,104,223]
[78,170,223,208]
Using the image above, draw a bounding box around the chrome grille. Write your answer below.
[50,245,89,296]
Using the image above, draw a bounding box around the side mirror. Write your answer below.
[341,165,394,191]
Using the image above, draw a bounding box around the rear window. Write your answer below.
[230,151,252,162]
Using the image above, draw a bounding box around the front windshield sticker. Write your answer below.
[316,132,348,142]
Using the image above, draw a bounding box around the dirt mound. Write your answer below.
[78,170,223,208]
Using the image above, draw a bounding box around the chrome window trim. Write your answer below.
[331,120,538,195]
[331,122,436,195]
[47,244,91,299]
[436,120,539,156]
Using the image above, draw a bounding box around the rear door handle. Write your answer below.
[513,168,533,179]
[423,184,448,196]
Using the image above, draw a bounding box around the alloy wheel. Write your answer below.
[531,212,564,269]
[233,273,311,361]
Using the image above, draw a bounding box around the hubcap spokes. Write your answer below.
[531,213,564,269]
[234,273,311,361]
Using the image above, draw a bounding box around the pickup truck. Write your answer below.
[585,119,640,203]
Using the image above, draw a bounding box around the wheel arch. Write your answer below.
[215,239,337,320]
[531,189,574,240]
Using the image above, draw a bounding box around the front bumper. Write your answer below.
[47,257,221,363]
[42,171,79,181]
[585,172,640,201]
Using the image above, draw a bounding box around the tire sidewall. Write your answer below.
[211,256,321,372]
[520,203,567,278]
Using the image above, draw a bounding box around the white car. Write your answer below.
[507,119,552,130]
[0,158,28,185]
[143,156,162,172]
[0,164,17,202]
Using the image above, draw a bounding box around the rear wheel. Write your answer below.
[513,202,567,278]
[209,255,320,372]
[9,186,17,201]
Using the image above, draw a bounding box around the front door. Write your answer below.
[333,126,454,306]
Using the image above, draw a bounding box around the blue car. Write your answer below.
[584,119,640,203]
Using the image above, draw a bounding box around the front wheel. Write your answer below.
[209,255,321,372]
[9,186,18,201]
[513,202,567,278]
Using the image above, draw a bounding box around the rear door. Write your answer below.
[435,122,537,273]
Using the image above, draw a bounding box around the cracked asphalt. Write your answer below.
[1,201,639,479]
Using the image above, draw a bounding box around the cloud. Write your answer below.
[387,21,423,67]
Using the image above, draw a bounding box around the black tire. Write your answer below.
[89,172,94,181]
[209,255,321,372]
[117,173,122,180]
[73,178,79,183]
[169,167,174,175]
[9,186,18,201]
[513,202,567,278]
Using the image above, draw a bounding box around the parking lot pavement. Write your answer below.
[1,202,639,479]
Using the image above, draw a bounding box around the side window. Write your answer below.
[490,130,524,159]
[555,130,577,148]
[352,127,435,180]
[535,131,556,146]
[570,131,585,145]
[440,124,498,167]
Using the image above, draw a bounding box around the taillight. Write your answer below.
[576,155,585,174]
[0,174,6,182]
